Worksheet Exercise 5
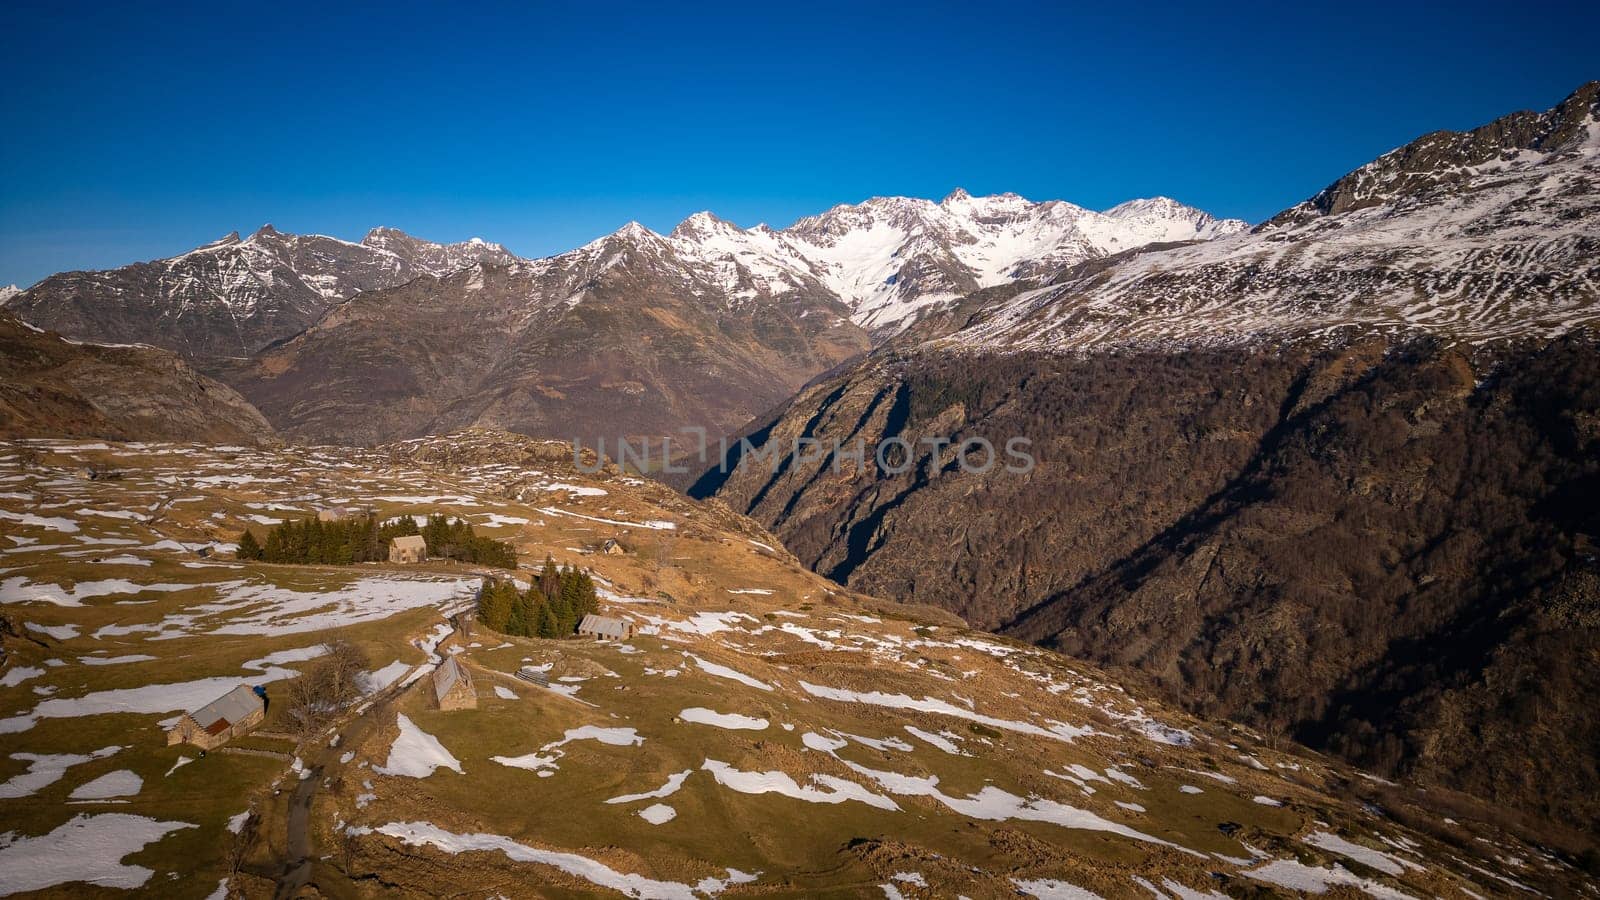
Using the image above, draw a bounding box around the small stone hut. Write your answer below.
[389,535,427,564]
[578,613,634,641]
[432,656,476,710]
[166,684,265,750]
[600,538,626,555]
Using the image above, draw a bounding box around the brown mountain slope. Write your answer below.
[0,312,275,444]
[217,238,870,445]
[217,233,868,445]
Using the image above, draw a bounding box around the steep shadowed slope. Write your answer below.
[700,83,1600,831]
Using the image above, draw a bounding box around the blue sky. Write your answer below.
[1,0,1596,287]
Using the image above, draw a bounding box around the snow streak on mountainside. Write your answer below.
[940,83,1600,353]
[4,226,518,358]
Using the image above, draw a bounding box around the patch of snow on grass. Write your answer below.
[362,661,412,694]
[638,803,676,824]
[0,509,79,533]
[68,769,143,800]
[606,770,693,804]
[1302,831,1421,877]
[1,665,44,687]
[1243,859,1413,899]
[800,681,1092,744]
[1011,877,1106,899]
[834,754,1200,856]
[542,483,608,496]
[0,746,120,798]
[701,759,898,811]
[374,714,463,778]
[0,813,196,893]
[79,654,158,666]
[536,506,674,530]
[686,653,773,691]
[25,622,79,640]
[360,820,736,899]
[679,707,768,731]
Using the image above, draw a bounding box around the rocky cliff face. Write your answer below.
[0,313,275,444]
[699,83,1600,831]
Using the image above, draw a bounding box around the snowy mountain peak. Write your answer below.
[613,221,658,241]
[764,190,1248,334]
[0,284,20,305]
[669,210,735,239]
[1098,197,1249,241]
[196,231,242,252]
[250,223,280,240]
[1105,197,1185,218]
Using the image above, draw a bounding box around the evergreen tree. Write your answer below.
[262,529,284,563]
[559,567,587,627]
[478,580,514,633]
[540,556,559,601]
[551,591,576,637]
[575,569,598,619]
[535,599,559,638]
[505,587,530,636]
[237,530,262,561]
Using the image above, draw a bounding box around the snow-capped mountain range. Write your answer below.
[4,226,518,358]
[655,190,1247,333]
[935,82,1600,353]
[2,192,1244,357]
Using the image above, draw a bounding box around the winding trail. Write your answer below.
[261,595,474,898]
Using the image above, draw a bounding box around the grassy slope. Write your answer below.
[1,433,1588,898]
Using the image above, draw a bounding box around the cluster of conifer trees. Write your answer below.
[476,557,598,638]
[236,513,516,569]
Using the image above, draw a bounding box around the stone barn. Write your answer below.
[167,684,265,750]
[389,535,427,564]
[600,538,626,555]
[433,656,476,710]
[578,614,634,641]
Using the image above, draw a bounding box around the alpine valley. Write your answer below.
[2,81,1599,899]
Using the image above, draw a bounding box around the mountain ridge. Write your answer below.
[4,191,1245,358]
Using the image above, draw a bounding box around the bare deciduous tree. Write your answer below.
[285,640,371,736]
